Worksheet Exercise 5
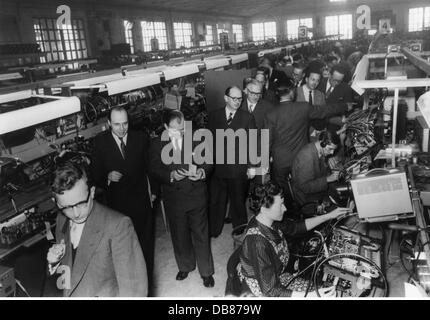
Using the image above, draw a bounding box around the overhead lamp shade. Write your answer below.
[204,58,230,70]
[105,73,161,95]
[163,64,200,80]
[0,96,81,135]
[230,53,248,64]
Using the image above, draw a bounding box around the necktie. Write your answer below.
[309,90,313,106]
[227,112,233,125]
[70,222,79,249]
[326,86,333,98]
[118,137,126,159]
[249,104,254,113]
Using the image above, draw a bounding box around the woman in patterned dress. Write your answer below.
[238,181,350,297]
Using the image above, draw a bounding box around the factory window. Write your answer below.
[286,18,313,40]
[408,7,430,32]
[33,18,87,63]
[251,21,276,41]
[325,14,353,39]
[123,20,134,54]
[216,24,230,43]
[141,21,168,51]
[232,24,243,43]
[173,22,193,49]
[200,25,214,47]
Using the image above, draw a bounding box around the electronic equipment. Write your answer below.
[328,226,382,268]
[0,265,15,297]
[316,226,386,297]
[415,116,430,153]
[350,169,414,223]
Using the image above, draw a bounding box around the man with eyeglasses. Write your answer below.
[48,162,148,297]
[207,86,257,238]
[90,106,154,293]
[241,79,275,130]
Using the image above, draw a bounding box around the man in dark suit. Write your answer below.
[264,84,346,205]
[241,79,275,130]
[48,162,147,297]
[317,64,354,130]
[291,130,340,206]
[317,64,353,104]
[255,66,278,106]
[90,106,154,290]
[260,55,290,89]
[149,110,215,288]
[208,86,257,238]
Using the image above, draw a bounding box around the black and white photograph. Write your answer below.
[0,0,429,305]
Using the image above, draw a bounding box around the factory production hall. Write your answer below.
[1,0,430,301]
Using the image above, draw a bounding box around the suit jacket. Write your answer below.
[296,86,326,106]
[264,101,346,170]
[240,99,275,130]
[54,201,148,297]
[90,130,151,216]
[317,78,353,104]
[291,143,328,205]
[269,69,289,87]
[148,135,212,208]
[207,108,257,178]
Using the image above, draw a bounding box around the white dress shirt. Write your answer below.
[302,85,314,103]
[112,132,128,155]
[247,100,256,113]
[70,220,85,249]
[225,107,237,121]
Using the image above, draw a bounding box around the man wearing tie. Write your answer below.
[317,64,353,104]
[207,86,257,238]
[90,106,154,292]
[48,162,148,297]
[149,110,215,287]
[296,68,325,107]
[241,79,275,130]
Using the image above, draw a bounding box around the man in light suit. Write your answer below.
[296,69,325,107]
[47,162,148,297]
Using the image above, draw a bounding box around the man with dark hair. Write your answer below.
[255,67,278,105]
[48,162,148,297]
[90,106,154,291]
[291,62,306,88]
[296,68,325,107]
[148,110,215,288]
[291,130,340,206]
[208,86,257,238]
[317,64,353,104]
[260,55,289,89]
[264,82,346,206]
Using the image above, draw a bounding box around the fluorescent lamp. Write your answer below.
[105,73,161,95]
[0,96,81,135]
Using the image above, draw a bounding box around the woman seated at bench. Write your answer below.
[238,180,350,297]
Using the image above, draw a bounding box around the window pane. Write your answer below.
[264,21,276,40]
[252,23,264,41]
[425,7,430,28]
[409,7,424,32]
[287,19,299,40]
[325,15,339,36]
[338,14,352,39]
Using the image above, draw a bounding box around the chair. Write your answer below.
[225,246,243,296]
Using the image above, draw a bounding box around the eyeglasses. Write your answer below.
[247,90,262,96]
[228,96,243,102]
[54,190,91,213]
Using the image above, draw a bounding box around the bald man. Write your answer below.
[241,79,275,130]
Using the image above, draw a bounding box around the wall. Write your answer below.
[246,0,430,41]
[0,0,246,58]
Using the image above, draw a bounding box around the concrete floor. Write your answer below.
[0,209,412,298]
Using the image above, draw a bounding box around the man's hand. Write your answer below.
[47,239,66,265]
[170,170,187,182]
[188,168,205,181]
[108,171,123,183]
[326,207,352,220]
[247,168,256,180]
[326,171,339,183]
